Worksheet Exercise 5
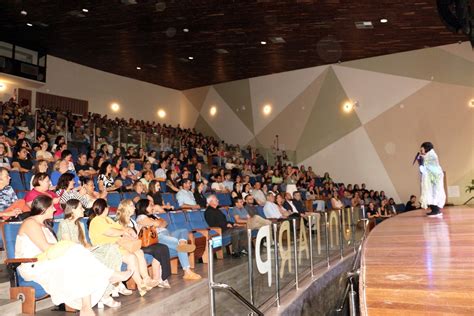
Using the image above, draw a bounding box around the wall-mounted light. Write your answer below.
[111,102,120,112]
[469,99,474,108]
[342,101,354,113]
[0,82,6,92]
[157,109,166,118]
[210,106,217,116]
[263,104,272,115]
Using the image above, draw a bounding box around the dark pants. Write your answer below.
[223,227,248,254]
[142,243,171,281]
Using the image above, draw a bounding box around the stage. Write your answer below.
[360,206,474,315]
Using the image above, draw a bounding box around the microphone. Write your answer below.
[413,152,423,166]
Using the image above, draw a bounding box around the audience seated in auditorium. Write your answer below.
[0,167,28,218]
[204,194,248,258]
[15,195,133,316]
[115,200,173,288]
[135,199,201,280]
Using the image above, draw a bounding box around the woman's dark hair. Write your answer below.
[54,135,64,146]
[166,169,173,180]
[135,199,153,218]
[111,155,121,167]
[64,199,86,246]
[421,142,434,153]
[99,161,111,175]
[60,150,72,160]
[88,198,108,227]
[32,172,49,187]
[56,173,75,191]
[30,195,56,238]
[148,180,160,195]
[31,195,53,216]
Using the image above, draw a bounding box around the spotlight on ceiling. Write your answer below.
[188,56,194,60]
[26,23,33,27]
[210,106,217,116]
[111,102,120,112]
[136,66,141,70]
[20,10,27,16]
[82,8,89,13]
[183,28,189,32]
[380,18,388,23]
[343,101,354,113]
[260,41,267,45]
[263,104,272,115]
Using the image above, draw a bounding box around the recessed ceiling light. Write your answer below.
[355,21,374,29]
[136,66,141,70]
[215,48,229,54]
[188,56,194,60]
[20,10,27,16]
[82,8,89,13]
[183,28,189,32]
[269,37,286,44]
[380,18,388,23]
[26,23,33,27]
[260,41,267,45]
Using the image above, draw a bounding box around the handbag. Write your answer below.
[117,237,142,253]
[138,226,158,248]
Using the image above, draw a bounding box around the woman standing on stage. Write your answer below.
[418,142,446,217]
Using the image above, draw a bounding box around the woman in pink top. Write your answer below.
[25,172,63,216]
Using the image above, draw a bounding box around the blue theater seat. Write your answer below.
[107,192,122,208]
[10,171,27,191]
[216,193,232,207]
[1,222,48,300]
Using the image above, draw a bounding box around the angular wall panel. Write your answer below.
[300,126,400,201]
[296,67,362,162]
[255,69,328,150]
[182,86,210,112]
[333,66,430,124]
[200,87,254,145]
[342,47,474,88]
[214,79,254,132]
[250,65,328,134]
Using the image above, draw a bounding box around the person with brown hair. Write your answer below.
[15,195,132,316]
[58,199,126,308]
[115,199,172,288]
[88,199,157,296]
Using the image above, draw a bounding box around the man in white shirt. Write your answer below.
[263,193,288,219]
[176,179,200,210]
[154,159,168,180]
[251,182,266,206]
[211,175,228,193]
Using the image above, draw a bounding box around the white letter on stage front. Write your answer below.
[255,225,272,287]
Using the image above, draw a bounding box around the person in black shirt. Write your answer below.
[405,195,419,212]
[11,148,33,172]
[193,182,207,209]
[204,194,247,258]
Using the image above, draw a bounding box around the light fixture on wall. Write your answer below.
[210,106,217,116]
[342,101,354,113]
[263,104,272,115]
[469,99,474,108]
[0,82,6,91]
[157,109,166,118]
[111,102,120,112]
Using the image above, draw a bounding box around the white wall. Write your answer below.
[1,55,185,126]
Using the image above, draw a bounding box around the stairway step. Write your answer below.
[0,298,22,315]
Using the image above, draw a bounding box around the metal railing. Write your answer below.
[335,218,370,315]
[208,205,367,315]
[208,239,264,316]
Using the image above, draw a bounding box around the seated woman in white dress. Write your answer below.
[15,195,132,316]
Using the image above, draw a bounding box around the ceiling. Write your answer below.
[0,0,467,90]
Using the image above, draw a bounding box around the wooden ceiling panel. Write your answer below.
[0,0,466,90]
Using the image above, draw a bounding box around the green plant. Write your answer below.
[466,179,474,193]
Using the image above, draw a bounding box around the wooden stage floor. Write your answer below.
[360,206,474,316]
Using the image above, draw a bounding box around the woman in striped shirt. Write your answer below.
[56,173,94,209]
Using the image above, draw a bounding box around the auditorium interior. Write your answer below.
[0,1,473,315]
